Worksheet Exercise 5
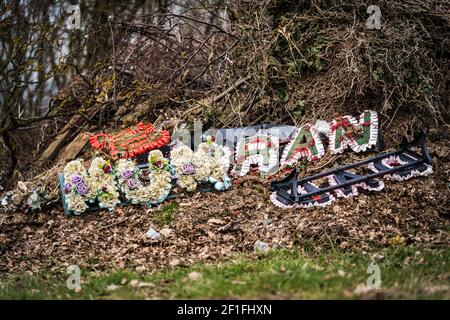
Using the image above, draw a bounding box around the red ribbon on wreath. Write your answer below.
[89,123,170,159]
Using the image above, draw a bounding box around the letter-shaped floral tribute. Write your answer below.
[63,160,90,215]
[280,124,325,167]
[367,155,432,181]
[63,158,121,214]
[87,157,121,210]
[117,150,173,205]
[63,152,175,214]
[170,138,231,192]
[233,134,279,177]
[328,110,379,154]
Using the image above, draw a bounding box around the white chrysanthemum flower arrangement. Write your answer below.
[62,160,91,215]
[170,138,232,192]
[87,157,121,210]
[116,159,143,203]
[63,152,175,214]
[63,157,120,214]
[116,150,173,205]
[62,140,232,214]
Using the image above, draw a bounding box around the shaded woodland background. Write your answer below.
[1,0,449,190]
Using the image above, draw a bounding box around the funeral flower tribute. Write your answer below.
[63,158,121,214]
[63,160,90,215]
[87,157,121,210]
[117,150,173,205]
[59,112,433,216]
[170,137,232,192]
[62,151,174,214]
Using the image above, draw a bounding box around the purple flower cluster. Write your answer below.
[182,163,195,175]
[71,174,83,185]
[76,184,88,196]
[121,169,132,180]
[70,174,88,196]
[127,178,138,190]
[121,169,138,189]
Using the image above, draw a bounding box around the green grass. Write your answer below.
[153,202,178,228]
[0,246,448,299]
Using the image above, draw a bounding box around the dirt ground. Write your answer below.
[0,134,448,275]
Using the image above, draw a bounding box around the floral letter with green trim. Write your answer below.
[280,124,325,167]
[328,110,379,154]
[232,134,279,177]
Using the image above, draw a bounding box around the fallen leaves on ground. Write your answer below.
[0,140,448,274]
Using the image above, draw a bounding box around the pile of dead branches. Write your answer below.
[215,0,449,141]
[1,0,449,188]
